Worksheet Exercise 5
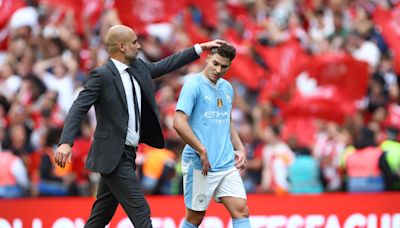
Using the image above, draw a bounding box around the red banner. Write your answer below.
[307,53,369,100]
[257,39,308,101]
[38,0,103,34]
[268,52,368,123]
[113,0,185,34]
[281,86,356,123]
[222,30,267,90]
[225,53,266,90]
[0,193,399,227]
[373,5,400,74]
[0,0,25,29]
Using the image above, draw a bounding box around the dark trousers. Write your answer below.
[85,147,152,227]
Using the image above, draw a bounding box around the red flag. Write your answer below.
[281,86,356,123]
[221,29,266,90]
[225,53,266,90]
[373,5,400,74]
[39,0,103,34]
[274,53,367,123]
[227,2,248,18]
[307,53,369,100]
[0,28,8,50]
[225,4,264,44]
[257,39,309,101]
[82,0,104,29]
[113,0,185,34]
[257,39,306,75]
[0,0,25,50]
[0,0,25,29]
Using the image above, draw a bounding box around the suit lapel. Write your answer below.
[129,62,151,101]
[128,63,145,91]
[106,59,128,111]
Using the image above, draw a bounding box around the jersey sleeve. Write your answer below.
[176,80,198,117]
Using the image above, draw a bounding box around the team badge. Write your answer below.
[217,98,223,108]
[196,194,207,205]
[226,94,231,103]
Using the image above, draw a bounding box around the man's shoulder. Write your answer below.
[219,78,230,85]
[91,64,108,73]
[183,73,203,85]
[219,78,233,90]
[132,58,146,68]
[88,62,114,76]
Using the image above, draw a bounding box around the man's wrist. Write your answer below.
[197,147,207,156]
[59,142,73,147]
[194,43,203,56]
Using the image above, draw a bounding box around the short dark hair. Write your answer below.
[211,43,236,61]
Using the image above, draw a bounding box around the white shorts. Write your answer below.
[182,161,247,211]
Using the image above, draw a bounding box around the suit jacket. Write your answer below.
[59,47,199,174]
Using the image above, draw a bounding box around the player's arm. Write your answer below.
[173,111,210,175]
[230,117,247,170]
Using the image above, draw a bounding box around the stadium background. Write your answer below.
[0,0,400,227]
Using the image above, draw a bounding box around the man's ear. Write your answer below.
[119,42,125,52]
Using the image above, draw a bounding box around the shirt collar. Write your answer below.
[201,73,220,88]
[110,58,129,74]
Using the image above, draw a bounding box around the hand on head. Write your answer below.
[199,39,227,51]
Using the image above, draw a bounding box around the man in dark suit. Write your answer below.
[54,25,224,227]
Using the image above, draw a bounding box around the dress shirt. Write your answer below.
[111,58,141,147]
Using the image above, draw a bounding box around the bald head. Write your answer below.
[104,25,141,64]
[105,25,135,54]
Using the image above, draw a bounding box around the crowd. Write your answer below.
[0,0,400,198]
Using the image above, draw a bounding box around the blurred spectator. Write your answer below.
[33,55,77,114]
[256,125,294,194]
[3,123,33,160]
[313,122,345,191]
[338,127,356,188]
[237,119,262,193]
[168,140,185,195]
[36,128,77,196]
[0,96,10,151]
[366,76,389,113]
[0,150,30,198]
[288,146,323,194]
[140,145,177,195]
[345,128,384,192]
[380,127,400,190]
[0,61,21,100]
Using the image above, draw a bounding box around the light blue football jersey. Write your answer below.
[176,74,235,172]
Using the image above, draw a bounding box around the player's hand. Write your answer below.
[199,39,226,51]
[55,143,72,168]
[199,150,211,176]
[234,150,247,170]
